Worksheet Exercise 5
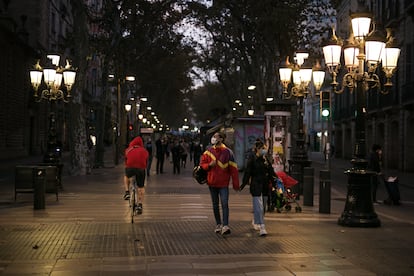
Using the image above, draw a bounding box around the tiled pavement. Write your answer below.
[0,150,414,275]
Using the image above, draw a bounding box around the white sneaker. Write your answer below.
[221,225,231,235]
[214,224,222,233]
[252,220,260,231]
[259,224,267,236]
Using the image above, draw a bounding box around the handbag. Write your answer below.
[193,165,207,184]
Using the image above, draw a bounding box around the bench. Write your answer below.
[15,165,59,202]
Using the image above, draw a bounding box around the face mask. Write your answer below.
[260,149,268,156]
[211,137,217,145]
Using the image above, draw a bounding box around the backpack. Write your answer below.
[193,165,207,185]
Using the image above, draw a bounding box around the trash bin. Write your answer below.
[33,167,46,210]
[383,176,400,205]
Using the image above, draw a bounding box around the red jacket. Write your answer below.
[125,137,149,169]
[200,144,240,189]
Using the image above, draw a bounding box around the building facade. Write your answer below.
[332,0,414,171]
[0,0,75,160]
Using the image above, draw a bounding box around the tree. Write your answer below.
[295,0,337,57]
[190,82,230,123]
[67,0,92,175]
[112,0,195,128]
[186,0,308,115]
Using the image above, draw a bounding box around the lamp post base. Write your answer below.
[338,169,380,227]
[43,112,61,164]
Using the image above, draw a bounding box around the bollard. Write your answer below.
[303,167,314,206]
[33,167,46,210]
[319,170,331,214]
[289,163,302,200]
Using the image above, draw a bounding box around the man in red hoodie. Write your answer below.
[123,136,149,214]
[200,131,240,235]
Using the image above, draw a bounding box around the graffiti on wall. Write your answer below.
[234,123,264,169]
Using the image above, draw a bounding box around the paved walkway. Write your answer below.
[0,149,413,275]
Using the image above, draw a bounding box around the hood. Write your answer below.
[129,136,143,147]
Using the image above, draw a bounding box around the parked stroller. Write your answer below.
[383,176,401,205]
[269,171,301,213]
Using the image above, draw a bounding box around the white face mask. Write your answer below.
[211,137,217,145]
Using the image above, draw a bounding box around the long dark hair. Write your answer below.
[254,139,264,153]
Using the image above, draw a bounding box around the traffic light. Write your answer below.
[128,124,133,131]
[320,91,331,118]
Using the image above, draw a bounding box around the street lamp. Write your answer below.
[247,106,254,116]
[29,54,76,163]
[113,75,135,165]
[279,52,325,195]
[125,103,132,146]
[135,96,147,136]
[30,56,76,103]
[246,86,255,116]
[323,6,400,227]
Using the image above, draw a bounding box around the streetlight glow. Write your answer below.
[124,104,132,112]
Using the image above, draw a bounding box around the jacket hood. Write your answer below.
[129,136,143,147]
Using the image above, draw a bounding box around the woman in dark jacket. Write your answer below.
[241,140,275,236]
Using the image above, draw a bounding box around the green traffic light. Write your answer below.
[320,91,331,118]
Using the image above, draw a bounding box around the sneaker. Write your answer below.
[214,224,222,233]
[252,219,260,231]
[123,191,130,200]
[136,203,143,215]
[259,224,267,236]
[221,225,231,235]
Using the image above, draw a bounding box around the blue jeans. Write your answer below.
[252,195,268,225]
[209,186,229,226]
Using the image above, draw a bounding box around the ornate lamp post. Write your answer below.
[279,52,325,195]
[29,54,76,163]
[322,7,400,227]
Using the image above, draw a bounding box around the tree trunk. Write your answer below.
[68,0,91,175]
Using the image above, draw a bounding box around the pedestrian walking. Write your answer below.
[368,144,383,203]
[200,131,240,235]
[189,140,194,163]
[145,137,153,176]
[171,139,184,174]
[192,141,203,166]
[240,139,275,236]
[180,139,190,168]
[123,136,149,215]
[156,137,166,174]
